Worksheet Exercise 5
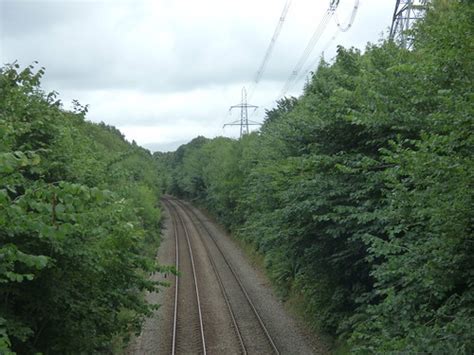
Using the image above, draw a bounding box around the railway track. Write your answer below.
[167,197,280,354]
[163,199,207,355]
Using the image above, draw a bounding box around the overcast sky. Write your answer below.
[1,0,395,152]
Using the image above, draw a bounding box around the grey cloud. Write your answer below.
[0,0,91,37]
[92,112,198,127]
[1,0,312,94]
[0,0,396,147]
[143,139,190,153]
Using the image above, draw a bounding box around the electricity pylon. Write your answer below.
[390,0,429,48]
[224,87,260,138]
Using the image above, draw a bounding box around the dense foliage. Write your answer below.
[0,64,165,353]
[159,1,473,352]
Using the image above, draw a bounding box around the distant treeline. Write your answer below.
[0,64,165,352]
[157,1,473,352]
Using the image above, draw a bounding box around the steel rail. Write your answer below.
[164,199,207,355]
[169,198,247,355]
[168,200,179,355]
[173,198,280,355]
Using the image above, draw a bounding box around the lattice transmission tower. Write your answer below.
[390,0,430,48]
[223,87,259,138]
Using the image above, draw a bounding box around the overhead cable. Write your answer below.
[279,0,360,98]
[296,29,339,86]
[296,0,360,86]
[334,0,359,32]
[248,0,293,101]
[278,9,333,98]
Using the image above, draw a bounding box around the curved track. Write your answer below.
[165,196,280,354]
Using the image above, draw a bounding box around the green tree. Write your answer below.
[0,63,166,353]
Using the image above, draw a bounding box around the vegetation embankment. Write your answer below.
[0,64,166,353]
[157,1,473,352]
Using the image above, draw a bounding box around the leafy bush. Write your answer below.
[0,63,165,353]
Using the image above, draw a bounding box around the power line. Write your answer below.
[248,0,293,102]
[278,0,360,99]
[278,10,333,99]
[225,0,361,134]
[334,0,359,32]
[295,29,339,87]
[278,0,344,99]
[232,1,293,132]
[296,0,360,84]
